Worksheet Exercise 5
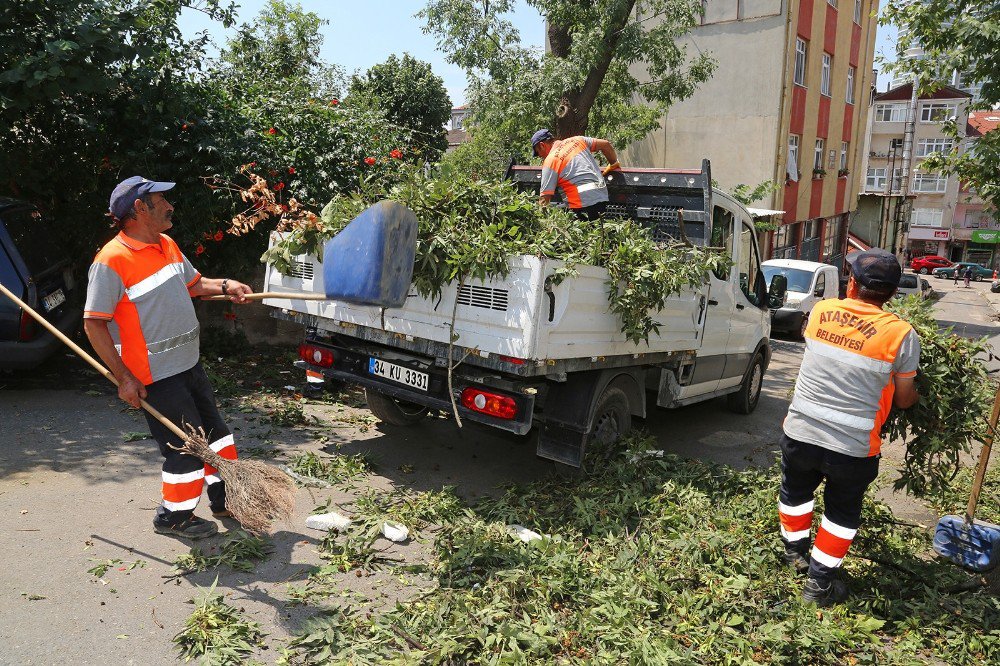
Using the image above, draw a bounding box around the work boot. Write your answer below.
[782,546,811,575]
[801,576,849,607]
[212,509,234,519]
[153,515,218,539]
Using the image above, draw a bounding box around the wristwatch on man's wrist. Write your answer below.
[221,278,229,296]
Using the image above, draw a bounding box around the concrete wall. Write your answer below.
[622,4,787,194]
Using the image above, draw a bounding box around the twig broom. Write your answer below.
[0,282,294,535]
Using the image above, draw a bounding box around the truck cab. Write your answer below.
[761,259,839,339]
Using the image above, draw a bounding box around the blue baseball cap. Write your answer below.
[109,176,175,221]
[531,128,554,152]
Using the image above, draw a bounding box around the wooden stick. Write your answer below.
[201,292,329,301]
[0,282,187,441]
[967,382,1000,522]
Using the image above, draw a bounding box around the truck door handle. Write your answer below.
[736,303,745,310]
[708,299,719,306]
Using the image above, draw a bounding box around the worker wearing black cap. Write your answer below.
[530,128,620,220]
[777,248,920,606]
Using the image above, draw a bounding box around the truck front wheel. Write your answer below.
[364,388,429,426]
[727,354,764,415]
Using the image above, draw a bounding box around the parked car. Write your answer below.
[932,262,993,280]
[895,274,931,299]
[761,259,840,339]
[0,198,80,370]
[910,255,952,274]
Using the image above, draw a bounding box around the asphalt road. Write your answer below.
[0,283,996,664]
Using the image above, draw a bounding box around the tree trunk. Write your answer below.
[550,0,637,139]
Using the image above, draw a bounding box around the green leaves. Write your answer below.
[884,295,994,497]
[268,166,728,344]
[174,581,265,665]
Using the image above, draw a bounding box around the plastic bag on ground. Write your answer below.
[381,520,409,542]
[305,511,353,532]
[506,524,544,543]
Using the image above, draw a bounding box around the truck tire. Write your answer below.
[554,385,632,477]
[727,353,764,415]
[364,388,429,426]
[797,314,809,341]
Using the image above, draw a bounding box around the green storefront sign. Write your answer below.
[971,229,1000,243]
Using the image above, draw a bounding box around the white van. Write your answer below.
[761,259,840,339]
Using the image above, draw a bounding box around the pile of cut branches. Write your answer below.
[240,165,730,344]
[884,295,994,497]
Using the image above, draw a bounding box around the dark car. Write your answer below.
[0,198,80,370]
[910,255,952,274]
[932,262,993,280]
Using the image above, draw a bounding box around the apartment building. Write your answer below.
[852,83,970,260]
[623,0,878,266]
[952,112,1000,266]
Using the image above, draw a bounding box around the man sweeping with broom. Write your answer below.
[83,176,254,539]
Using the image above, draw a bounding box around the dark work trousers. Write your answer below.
[572,200,607,221]
[778,434,879,581]
[143,363,232,525]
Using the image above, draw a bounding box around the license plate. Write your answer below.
[369,358,429,392]
[42,288,65,312]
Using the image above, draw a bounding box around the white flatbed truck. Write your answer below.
[260,160,786,468]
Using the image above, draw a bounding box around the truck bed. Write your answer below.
[262,244,705,375]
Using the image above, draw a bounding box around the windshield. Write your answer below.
[898,275,918,289]
[762,266,814,293]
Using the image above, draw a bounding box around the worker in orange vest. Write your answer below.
[531,128,620,221]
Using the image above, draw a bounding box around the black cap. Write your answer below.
[846,248,902,292]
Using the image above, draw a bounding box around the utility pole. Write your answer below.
[892,79,920,256]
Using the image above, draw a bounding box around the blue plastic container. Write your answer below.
[322,200,418,308]
[933,514,1000,572]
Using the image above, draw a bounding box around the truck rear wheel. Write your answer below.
[553,385,633,477]
[364,388,429,426]
[727,354,764,415]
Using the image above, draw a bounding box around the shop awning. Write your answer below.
[746,207,785,218]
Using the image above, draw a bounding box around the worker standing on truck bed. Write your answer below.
[531,128,620,220]
[777,248,920,607]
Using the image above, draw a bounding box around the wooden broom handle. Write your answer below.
[201,292,329,301]
[967,382,1000,521]
[0,281,188,441]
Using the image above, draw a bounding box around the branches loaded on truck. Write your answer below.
[260,160,788,470]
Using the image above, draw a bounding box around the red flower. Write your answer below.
[195,244,205,256]
[329,99,339,106]
[213,230,224,242]
[249,161,257,167]
[364,157,376,166]
[288,166,295,174]
[181,123,188,130]
[389,149,403,159]
[274,182,285,191]
[268,127,277,135]
[280,204,289,212]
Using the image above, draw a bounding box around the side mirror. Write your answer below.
[768,274,787,309]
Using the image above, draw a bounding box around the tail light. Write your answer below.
[18,311,37,342]
[460,387,518,420]
[498,355,525,365]
[298,342,334,368]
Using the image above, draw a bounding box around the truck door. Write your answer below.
[721,217,767,390]
[679,204,736,398]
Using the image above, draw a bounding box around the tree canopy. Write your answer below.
[421,0,714,167]
[347,54,452,160]
[884,0,1000,209]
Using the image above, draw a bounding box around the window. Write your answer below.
[875,103,908,122]
[911,208,945,227]
[920,102,958,123]
[787,135,800,180]
[773,223,798,259]
[794,39,807,87]
[840,142,849,171]
[828,0,837,7]
[889,137,904,152]
[854,0,863,23]
[846,67,855,104]
[814,138,825,170]
[738,222,763,306]
[710,206,734,280]
[866,167,887,191]
[814,271,827,296]
[913,173,948,193]
[916,138,954,157]
[821,53,832,96]
[823,216,844,258]
[890,168,903,192]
